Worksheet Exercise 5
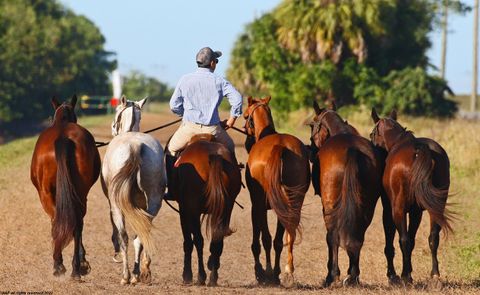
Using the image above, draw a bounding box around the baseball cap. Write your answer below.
[196,47,222,67]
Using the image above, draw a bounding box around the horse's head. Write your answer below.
[51,95,78,124]
[370,108,406,151]
[243,96,274,137]
[111,95,147,136]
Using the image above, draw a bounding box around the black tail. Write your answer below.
[331,148,362,236]
[52,137,83,251]
[410,144,452,234]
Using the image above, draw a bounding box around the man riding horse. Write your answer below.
[165,47,243,198]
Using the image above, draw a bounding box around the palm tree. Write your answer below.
[473,0,478,112]
[440,0,448,79]
[274,0,390,64]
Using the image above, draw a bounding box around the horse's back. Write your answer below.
[103,132,165,185]
[248,133,310,190]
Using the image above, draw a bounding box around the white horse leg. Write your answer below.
[130,236,143,285]
[111,204,130,285]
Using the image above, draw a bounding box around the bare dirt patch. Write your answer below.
[0,111,478,294]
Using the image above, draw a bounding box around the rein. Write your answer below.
[95,118,183,147]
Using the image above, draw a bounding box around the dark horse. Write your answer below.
[308,101,389,286]
[370,109,452,288]
[243,96,310,287]
[169,134,241,286]
[30,95,100,279]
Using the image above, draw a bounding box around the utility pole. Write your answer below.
[472,0,479,112]
[441,0,448,79]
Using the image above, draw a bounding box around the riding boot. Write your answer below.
[164,153,178,200]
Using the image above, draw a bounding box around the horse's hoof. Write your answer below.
[140,270,152,284]
[71,273,82,282]
[324,276,341,288]
[282,272,295,288]
[255,265,266,284]
[112,252,122,263]
[120,278,130,285]
[343,275,360,287]
[207,280,218,287]
[130,274,139,285]
[428,275,442,290]
[401,275,413,288]
[388,274,402,286]
[79,261,91,276]
[53,264,66,277]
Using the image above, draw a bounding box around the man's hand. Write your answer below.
[221,116,237,129]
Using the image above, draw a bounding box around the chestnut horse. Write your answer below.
[31,95,100,279]
[169,134,241,286]
[101,96,166,285]
[370,109,452,288]
[308,102,392,286]
[243,96,310,286]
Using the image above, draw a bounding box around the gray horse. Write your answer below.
[101,96,166,285]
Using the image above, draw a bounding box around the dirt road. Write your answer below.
[0,111,476,294]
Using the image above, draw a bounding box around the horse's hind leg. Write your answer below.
[283,231,296,288]
[428,217,442,290]
[207,239,223,287]
[180,208,194,285]
[111,205,130,285]
[71,217,85,280]
[344,243,361,286]
[324,229,341,287]
[192,215,207,285]
[78,226,91,276]
[272,219,285,285]
[381,192,400,284]
[109,209,121,263]
[251,203,267,283]
[130,236,143,284]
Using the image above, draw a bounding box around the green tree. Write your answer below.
[0,0,116,123]
[122,71,173,102]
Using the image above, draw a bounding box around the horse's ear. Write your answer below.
[137,97,148,109]
[51,96,60,110]
[121,95,127,106]
[70,94,77,108]
[389,109,397,121]
[313,101,322,115]
[247,96,254,106]
[371,108,380,123]
[263,96,271,104]
[328,100,337,111]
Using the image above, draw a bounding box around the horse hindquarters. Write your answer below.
[52,137,86,278]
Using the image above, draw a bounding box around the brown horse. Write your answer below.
[308,102,393,287]
[243,96,310,286]
[30,95,101,279]
[370,109,452,288]
[169,134,241,286]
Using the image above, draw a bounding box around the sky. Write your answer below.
[62,0,477,95]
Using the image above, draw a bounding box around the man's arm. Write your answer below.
[170,79,184,117]
[223,79,242,127]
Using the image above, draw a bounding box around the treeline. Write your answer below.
[0,0,116,123]
[227,0,468,117]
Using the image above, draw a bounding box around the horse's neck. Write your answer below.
[385,129,415,152]
[255,122,276,140]
[325,115,352,136]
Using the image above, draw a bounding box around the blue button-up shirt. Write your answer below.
[170,68,243,125]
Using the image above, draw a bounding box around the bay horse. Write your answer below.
[168,134,241,286]
[101,96,167,285]
[30,95,100,280]
[370,109,452,288]
[243,96,310,287]
[308,101,393,287]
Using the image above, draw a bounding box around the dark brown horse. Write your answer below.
[169,134,241,286]
[243,96,310,287]
[308,102,390,287]
[370,109,452,288]
[30,95,101,279]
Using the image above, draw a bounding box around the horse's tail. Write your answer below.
[410,144,452,234]
[264,145,304,237]
[110,144,155,255]
[331,148,362,236]
[205,154,233,241]
[52,136,83,251]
